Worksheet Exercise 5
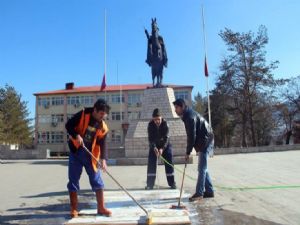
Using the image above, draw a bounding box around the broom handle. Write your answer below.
[178,158,187,207]
[81,145,149,216]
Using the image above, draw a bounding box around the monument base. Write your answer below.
[124,87,192,165]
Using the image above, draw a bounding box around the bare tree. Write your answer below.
[218,25,279,147]
[192,92,207,118]
[282,75,300,111]
[0,111,4,142]
[210,87,236,147]
[275,75,300,144]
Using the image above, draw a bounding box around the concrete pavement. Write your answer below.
[0,150,299,225]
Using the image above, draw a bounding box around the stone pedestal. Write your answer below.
[140,87,179,119]
[125,87,188,162]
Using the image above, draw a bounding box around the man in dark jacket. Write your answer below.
[173,99,214,201]
[65,99,112,217]
[146,108,176,190]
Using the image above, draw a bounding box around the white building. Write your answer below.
[34,83,193,156]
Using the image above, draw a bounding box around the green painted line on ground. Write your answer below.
[159,155,300,191]
[214,185,300,191]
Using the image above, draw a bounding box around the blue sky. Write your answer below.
[0,0,299,119]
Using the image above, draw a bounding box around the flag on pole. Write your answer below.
[100,73,106,91]
[204,55,209,77]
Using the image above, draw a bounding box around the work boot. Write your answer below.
[188,193,203,202]
[170,183,177,189]
[203,191,214,198]
[145,186,153,190]
[96,189,112,217]
[69,192,79,218]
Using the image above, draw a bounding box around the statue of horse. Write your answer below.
[145,18,168,88]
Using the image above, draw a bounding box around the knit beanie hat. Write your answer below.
[152,108,161,117]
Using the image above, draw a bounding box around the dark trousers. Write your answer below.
[67,147,104,192]
[146,144,175,188]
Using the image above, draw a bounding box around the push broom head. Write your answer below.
[170,204,187,210]
[146,217,152,225]
[146,212,153,225]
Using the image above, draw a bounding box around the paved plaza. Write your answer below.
[0,150,300,225]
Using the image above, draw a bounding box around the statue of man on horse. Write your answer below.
[145,18,168,88]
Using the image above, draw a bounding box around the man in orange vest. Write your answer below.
[65,99,111,218]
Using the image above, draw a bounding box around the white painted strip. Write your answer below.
[147,173,157,176]
[66,189,191,225]
[166,173,174,176]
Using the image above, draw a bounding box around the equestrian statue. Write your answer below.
[145,18,168,88]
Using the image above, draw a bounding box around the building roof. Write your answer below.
[34,84,193,96]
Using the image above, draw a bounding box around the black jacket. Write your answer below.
[181,107,213,155]
[65,108,108,159]
[147,118,169,150]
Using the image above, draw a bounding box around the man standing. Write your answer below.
[173,99,214,201]
[65,99,111,217]
[146,108,176,190]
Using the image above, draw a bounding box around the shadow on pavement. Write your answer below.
[1,202,71,225]
[21,188,157,199]
[21,189,93,198]
[30,160,68,166]
[0,161,23,165]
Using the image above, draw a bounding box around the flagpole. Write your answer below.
[117,62,123,145]
[119,64,123,127]
[202,5,212,126]
[117,62,122,123]
[104,9,107,100]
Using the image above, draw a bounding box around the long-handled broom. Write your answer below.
[82,144,153,225]
[156,154,159,189]
[171,157,188,210]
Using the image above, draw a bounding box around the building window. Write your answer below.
[38,131,50,144]
[96,95,109,103]
[51,114,64,124]
[67,96,80,105]
[128,111,141,120]
[174,90,189,101]
[128,93,141,107]
[111,112,124,121]
[38,97,51,108]
[51,96,64,106]
[38,115,51,123]
[38,114,64,124]
[110,130,121,144]
[80,96,94,106]
[51,131,64,143]
[111,94,124,104]
[67,114,74,121]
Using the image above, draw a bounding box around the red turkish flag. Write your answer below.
[204,56,209,77]
[100,73,106,91]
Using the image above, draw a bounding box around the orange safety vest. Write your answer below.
[70,109,108,172]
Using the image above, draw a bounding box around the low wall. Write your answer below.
[1,145,299,160]
[214,144,300,155]
[0,149,48,159]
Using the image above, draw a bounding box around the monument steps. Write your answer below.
[108,147,125,158]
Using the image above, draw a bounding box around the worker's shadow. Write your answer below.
[30,160,68,166]
[3,190,98,225]
[0,189,92,224]
[1,202,71,225]
[21,188,152,198]
[21,189,93,198]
